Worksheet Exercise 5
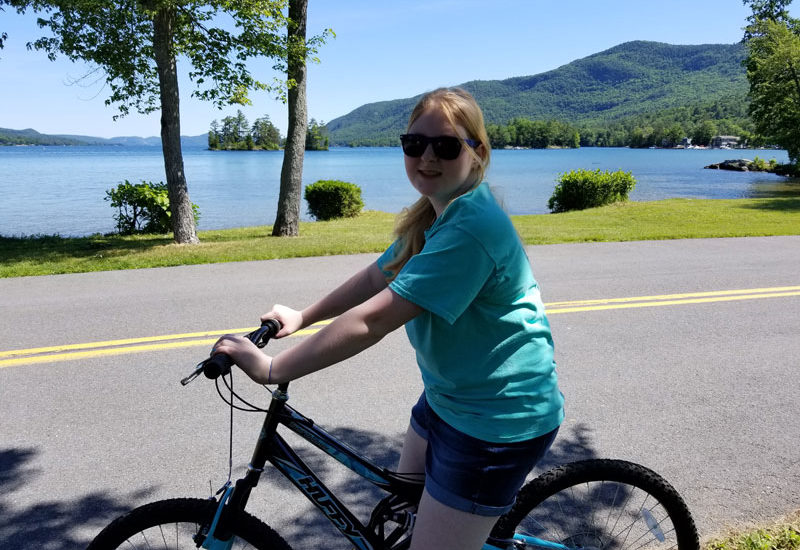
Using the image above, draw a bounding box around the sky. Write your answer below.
[1,1,795,139]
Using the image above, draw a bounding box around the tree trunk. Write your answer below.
[272,0,308,237]
[152,6,199,244]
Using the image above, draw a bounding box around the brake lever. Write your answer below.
[179,330,255,386]
[180,320,280,385]
[248,325,273,348]
[180,360,208,386]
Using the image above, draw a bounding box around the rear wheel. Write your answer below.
[492,459,699,550]
[86,497,292,550]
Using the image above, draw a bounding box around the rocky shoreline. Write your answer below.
[704,158,797,176]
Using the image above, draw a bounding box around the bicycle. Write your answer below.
[87,320,700,550]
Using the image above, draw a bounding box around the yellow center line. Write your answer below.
[1,287,797,368]
[545,285,800,307]
[547,290,800,314]
[0,320,333,367]
[0,328,256,358]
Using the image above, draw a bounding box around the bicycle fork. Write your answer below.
[196,483,236,550]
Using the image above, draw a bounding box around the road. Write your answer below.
[1,236,799,548]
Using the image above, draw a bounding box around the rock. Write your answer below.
[704,159,753,171]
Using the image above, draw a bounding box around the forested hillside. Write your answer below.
[0,128,87,146]
[0,128,209,148]
[326,41,750,146]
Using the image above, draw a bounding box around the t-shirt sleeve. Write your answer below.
[376,239,400,278]
[388,228,495,324]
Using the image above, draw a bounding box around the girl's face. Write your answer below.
[404,107,480,216]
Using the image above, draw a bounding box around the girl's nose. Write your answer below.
[420,142,438,160]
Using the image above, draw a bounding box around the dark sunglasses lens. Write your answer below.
[401,135,426,157]
[401,135,464,159]
[432,137,462,160]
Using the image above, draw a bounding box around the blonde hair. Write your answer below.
[384,87,491,280]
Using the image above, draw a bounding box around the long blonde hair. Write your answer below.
[384,88,491,279]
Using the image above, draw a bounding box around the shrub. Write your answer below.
[304,180,364,221]
[751,156,778,171]
[105,180,199,234]
[548,169,637,213]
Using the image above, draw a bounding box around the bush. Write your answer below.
[751,156,778,171]
[105,180,199,234]
[548,169,637,213]
[304,180,364,221]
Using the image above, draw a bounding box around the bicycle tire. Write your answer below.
[492,459,699,550]
[86,497,293,550]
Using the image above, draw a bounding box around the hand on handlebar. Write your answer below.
[260,304,303,338]
[181,320,281,386]
[213,334,273,385]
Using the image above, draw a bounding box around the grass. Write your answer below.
[2,197,800,278]
[512,197,800,244]
[705,513,800,550]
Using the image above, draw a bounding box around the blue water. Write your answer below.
[0,145,793,237]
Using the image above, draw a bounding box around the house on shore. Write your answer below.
[710,135,741,149]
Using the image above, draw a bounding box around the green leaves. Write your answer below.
[487,118,580,149]
[744,16,800,163]
[304,180,364,221]
[548,169,637,213]
[105,180,199,234]
[7,0,329,114]
[305,118,328,150]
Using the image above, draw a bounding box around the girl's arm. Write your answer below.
[215,287,422,384]
[263,262,388,338]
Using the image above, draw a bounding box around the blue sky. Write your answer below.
[1,1,794,138]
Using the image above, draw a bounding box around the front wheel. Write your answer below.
[86,497,293,550]
[492,459,699,550]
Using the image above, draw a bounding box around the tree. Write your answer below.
[4,0,288,243]
[692,120,717,146]
[663,123,685,147]
[235,109,250,142]
[743,5,800,163]
[208,119,220,149]
[0,11,6,54]
[251,115,281,149]
[272,0,308,236]
[208,130,219,149]
[742,0,798,39]
[305,118,328,150]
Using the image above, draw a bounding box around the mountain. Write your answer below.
[0,128,209,148]
[326,41,749,146]
[0,128,87,146]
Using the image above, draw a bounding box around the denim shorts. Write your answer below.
[410,393,558,517]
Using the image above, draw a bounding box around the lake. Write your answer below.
[0,145,794,237]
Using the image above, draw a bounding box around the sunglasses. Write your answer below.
[400,134,478,160]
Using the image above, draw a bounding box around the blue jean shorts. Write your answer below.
[410,392,558,517]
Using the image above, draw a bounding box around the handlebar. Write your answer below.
[180,319,282,386]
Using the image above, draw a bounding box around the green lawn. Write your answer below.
[704,514,799,550]
[2,197,799,278]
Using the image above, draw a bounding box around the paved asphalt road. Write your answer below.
[1,236,799,549]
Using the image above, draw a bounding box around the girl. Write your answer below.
[214,87,564,550]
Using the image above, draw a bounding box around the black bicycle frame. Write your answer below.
[215,383,424,550]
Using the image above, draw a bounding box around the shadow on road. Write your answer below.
[0,422,599,549]
[273,421,600,549]
[0,447,151,549]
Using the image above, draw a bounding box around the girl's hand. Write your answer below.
[261,304,303,338]
[212,334,273,384]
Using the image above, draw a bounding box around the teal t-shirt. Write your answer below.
[377,183,564,443]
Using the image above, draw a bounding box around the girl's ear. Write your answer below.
[473,144,487,167]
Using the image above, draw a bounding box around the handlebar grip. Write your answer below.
[201,319,281,380]
[203,352,234,379]
[261,318,281,338]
